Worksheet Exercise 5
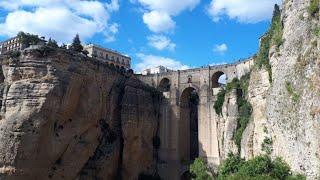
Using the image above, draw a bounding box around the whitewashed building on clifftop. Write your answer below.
[0,36,26,55]
[142,66,172,75]
[84,44,131,69]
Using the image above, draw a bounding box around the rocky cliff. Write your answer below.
[265,0,319,178]
[0,48,162,180]
[218,0,320,178]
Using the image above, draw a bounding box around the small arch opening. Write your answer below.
[158,78,171,92]
[212,71,226,88]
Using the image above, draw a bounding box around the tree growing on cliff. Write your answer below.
[47,38,59,48]
[17,31,40,46]
[190,158,213,180]
[70,34,83,52]
[217,154,306,180]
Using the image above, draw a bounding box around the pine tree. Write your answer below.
[71,34,83,52]
[60,43,67,49]
[47,38,58,48]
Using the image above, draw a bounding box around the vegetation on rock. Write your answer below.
[226,74,252,152]
[17,31,41,46]
[308,0,319,17]
[261,137,273,155]
[70,34,84,52]
[217,154,306,180]
[214,89,226,116]
[234,96,252,152]
[313,26,320,37]
[285,81,300,103]
[255,4,283,83]
[189,154,306,180]
[190,158,213,180]
[47,38,59,48]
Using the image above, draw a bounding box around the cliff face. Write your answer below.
[217,0,319,178]
[0,48,161,180]
[266,0,320,178]
[243,0,320,178]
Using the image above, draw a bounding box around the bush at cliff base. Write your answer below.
[217,154,306,180]
[189,155,306,180]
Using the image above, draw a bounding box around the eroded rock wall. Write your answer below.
[266,0,320,178]
[241,0,320,178]
[215,1,319,178]
[216,89,239,160]
[0,48,161,180]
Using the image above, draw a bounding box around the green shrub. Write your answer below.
[238,155,273,176]
[218,153,245,178]
[313,27,320,37]
[308,0,319,17]
[190,158,213,180]
[261,137,273,154]
[271,157,291,179]
[234,98,252,151]
[255,4,282,83]
[214,89,226,116]
[286,174,307,180]
[285,81,300,102]
[234,76,252,152]
[217,155,306,180]
[224,74,252,152]
[17,31,41,46]
[8,51,21,58]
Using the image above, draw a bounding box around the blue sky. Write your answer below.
[0,0,282,72]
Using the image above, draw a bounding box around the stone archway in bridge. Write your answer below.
[212,71,226,88]
[179,87,199,163]
[159,78,171,92]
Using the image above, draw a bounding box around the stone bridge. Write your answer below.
[137,58,253,179]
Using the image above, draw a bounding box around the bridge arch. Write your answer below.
[212,71,226,88]
[179,87,199,163]
[158,78,171,92]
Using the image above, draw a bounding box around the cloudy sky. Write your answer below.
[0,0,282,72]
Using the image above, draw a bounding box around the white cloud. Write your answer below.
[209,62,227,66]
[147,35,176,51]
[104,23,119,42]
[218,74,226,84]
[136,0,200,15]
[0,0,120,43]
[135,53,190,72]
[106,0,120,12]
[132,0,200,33]
[143,11,175,33]
[213,43,228,54]
[207,0,282,23]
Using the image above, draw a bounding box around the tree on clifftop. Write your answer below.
[17,31,40,46]
[71,34,83,52]
[47,38,59,48]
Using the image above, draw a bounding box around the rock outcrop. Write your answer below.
[241,0,320,178]
[214,0,319,178]
[265,0,320,178]
[0,48,162,180]
[216,89,239,160]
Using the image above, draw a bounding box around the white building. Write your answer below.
[142,66,172,75]
[84,44,131,69]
